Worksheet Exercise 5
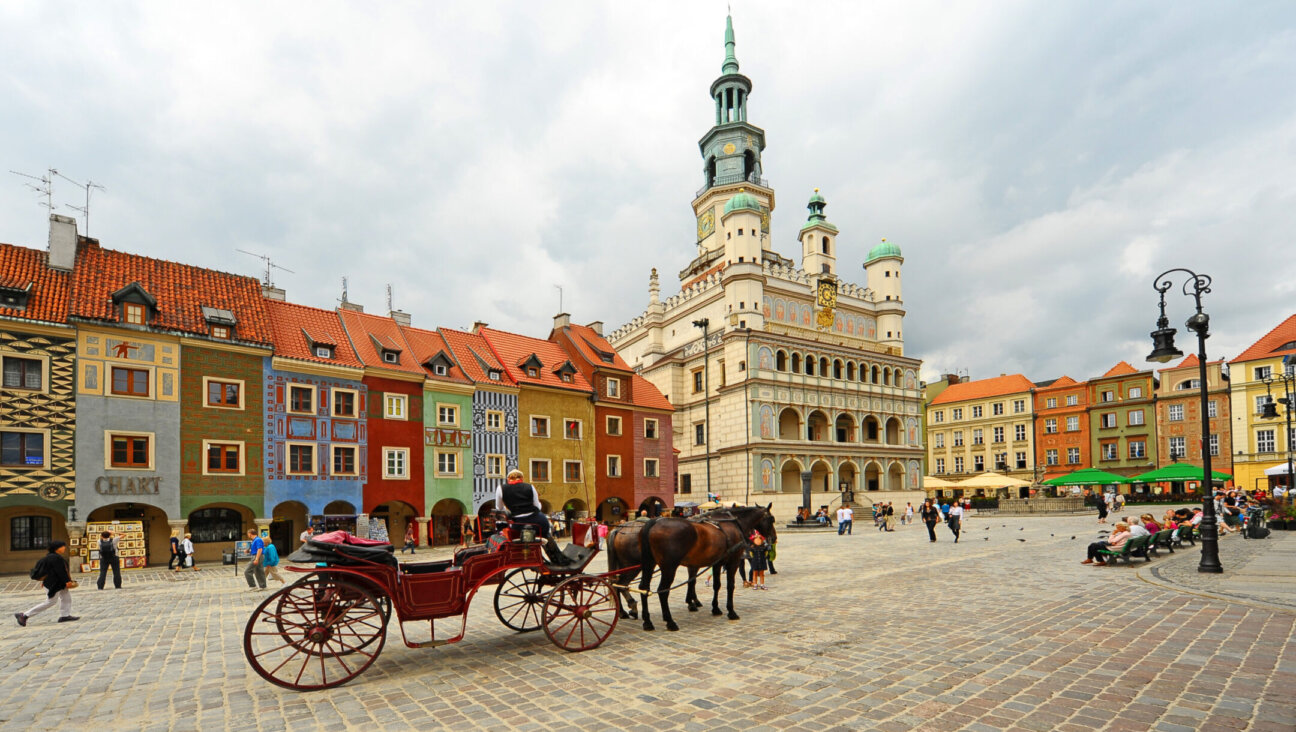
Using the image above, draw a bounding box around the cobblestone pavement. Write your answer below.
[3,514,1295,731]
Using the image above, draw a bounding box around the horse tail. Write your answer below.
[637,518,658,571]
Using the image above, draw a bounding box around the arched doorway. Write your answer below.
[315,500,358,535]
[370,500,417,545]
[780,460,804,493]
[183,502,253,565]
[778,408,801,440]
[561,498,588,535]
[885,417,902,445]
[430,498,466,546]
[637,496,666,518]
[0,504,69,574]
[887,463,905,491]
[834,414,857,442]
[597,496,628,523]
[810,460,832,493]
[806,411,829,441]
[838,462,858,493]
[862,415,881,443]
[864,462,882,492]
[86,502,171,568]
[270,500,309,553]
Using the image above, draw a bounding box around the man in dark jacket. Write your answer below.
[98,530,123,590]
[494,469,572,565]
[14,540,79,626]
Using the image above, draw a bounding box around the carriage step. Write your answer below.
[405,639,456,649]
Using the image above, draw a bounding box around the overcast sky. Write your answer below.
[3,2,1294,384]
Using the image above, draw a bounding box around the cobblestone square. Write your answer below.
[3,514,1294,731]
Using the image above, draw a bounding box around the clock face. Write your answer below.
[722,142,737,155]
[816,280,838,309]
[697,209,715,240]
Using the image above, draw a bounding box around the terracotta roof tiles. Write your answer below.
[0,242,70,324]
[1230,314,1296,364]
[929,374,1035,405]
[335,309,424,374]
[69,242,271,344]
[1099,361,1139,378]
[440,329,512,386]
[480,327,591,392]
[263,299,362,368]
[398,324,472,385]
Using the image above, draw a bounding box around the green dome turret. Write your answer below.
[866,238,903,263]
[799,188,839,234]
[724,189,761,215]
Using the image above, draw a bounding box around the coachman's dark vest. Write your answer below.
[501,482,539,517]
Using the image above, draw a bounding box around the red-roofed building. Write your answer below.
[479,325,597,522]
[0,229,75,574]
[337,308,425,526]
[1155,355,1231,482]
[1228,315,1296,491]
[1088,362,1158,481]
[927,374,1037,491]
[1033,376,1091,487]
[550,316,675,518]
[399,323,475,544]
[261,298,367,551]
[439,327,519,521]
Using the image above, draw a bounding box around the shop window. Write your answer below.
[189,508,243,543]
[10,515,52,551]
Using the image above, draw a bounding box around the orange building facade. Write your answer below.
[1154,355,1232,477]
[1034,376,1091,481]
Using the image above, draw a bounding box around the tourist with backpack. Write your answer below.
[262,540,285,585]
[14,540,78,626]
[97,530,123,590]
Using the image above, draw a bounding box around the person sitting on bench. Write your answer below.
[1082,522,1131,566]
[495,469,572,565]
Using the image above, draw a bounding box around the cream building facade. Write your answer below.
[608,16,926,518]
[926,374,1038,494]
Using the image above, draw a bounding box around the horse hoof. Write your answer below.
[711,608,723,616]
[666,622,680,631]
[728,613,740,621]
[687,605,699,612]
[643,622,655,631]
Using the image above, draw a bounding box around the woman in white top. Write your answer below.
[181,534,198,571]
[904,503,914,525]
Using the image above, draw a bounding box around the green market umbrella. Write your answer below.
[1132,463,1232,483]
[1040,468,1131,486]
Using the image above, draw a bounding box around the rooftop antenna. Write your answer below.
[52,170,105,236]
[236,249,295,288]
[10,169,53,212]
[340,277,349,304]
[554,284,563,313]
[386,284,394,312]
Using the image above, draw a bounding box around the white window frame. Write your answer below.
[315,346,333,359]
[383,447,410,479]
[200,439,245,477]
[1128,410,1145,426]
[1101,443,1118,461]
[1066,416,1080,432]
[953,456,964,472]
[435,449,460,477]
[384,393,408,420]
[1101,413,1117,429]
[644,418,659,439]
[1128,441,1146,459]
[993,426,1004,443]
[1257,429,1276,453]
[486,410,504,431]
[1066,395,1078,406]
[1044,418,1057,434]
[285,441,317,476]
[331,387,359,418]
[643,458,659,478]
[1256,395,1271,415]
[606,377,621,399]
[953,431,964,447]
[530,415,550,438]
[606,454,621,478]
[1128,386,1142,399]
[1045,449,1058,466]
[972,429,983,446]
[1256,366,1272,381]
[1209,434,1220,457]
[934,458,945,474]
[563,460,583,483]
[1045,398,1057,409]
[934,433,944,448]
[952,408,963,420]
[330,444,358,476]
[287,383,316,415]
[933,410,944,423]
[1207,400,1218,418]
[563,419,583,440]
[971,406,983,418]
[529,458,551,483]
[1168,404,1184,422]
[1015,424,1027,441]
[992,403,1004,416]
[1168,436,1186,458]
[973,455,985,472]
[1067,447,1080,465]
[1013,400,1026,413]
[606,415,622,436]
[436,403,459,427]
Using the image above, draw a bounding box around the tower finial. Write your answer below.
[722,14,739,74]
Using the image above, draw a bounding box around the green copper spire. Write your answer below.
[800,188,839,234]
[722,14,739,74]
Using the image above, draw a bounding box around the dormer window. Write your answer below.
[124,303,146,325]
[0,284,31,310]
[301,328,337,361]
[489,370,502,381]
[424,352,455,378]
[434,364,447,376]
[553,360,578,384]
[315,346,333,359]
[210,325,230,339]
[526,367,539,378]
[383,351,399,364]
[561,372,574,383]
[201,306,237,340]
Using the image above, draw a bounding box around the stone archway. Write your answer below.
[371,500,418,545]
[864,462,882,492]
[270,500,309,552]
[834,413,857,443]
[780,460,804,493]
[181,502,253,565]
[885,417,903,445]
[778,408,801,440]
[810,460,833,493]
[838,461,859,493]
[431,498,467,546]
[887,462,905,491]
[806,410,829,442]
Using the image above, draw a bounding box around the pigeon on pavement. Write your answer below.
[1017,538,1026,542]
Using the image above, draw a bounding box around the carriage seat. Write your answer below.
[288,531,399,568]
[401,559,458,575]
[549,543,594,569]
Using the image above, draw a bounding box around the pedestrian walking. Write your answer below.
[14,540,78,626]
[263,540,286,585]
[904,502,914,526]
[836,504,853,535]
[181,533,198,571]
[97,530,122,590]
[244,529,267,591]
[1096,491,1109,524]
[597,521,609,550]
[401,522,417,554]
[168,530,181,570]
[920,498,941,542]
[884,502,896,532]
[947,500,964,543]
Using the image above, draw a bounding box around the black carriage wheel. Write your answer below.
[542,575,619,652]
[245,577,387,691]
[275,574,389,656]
[494,568,545,632]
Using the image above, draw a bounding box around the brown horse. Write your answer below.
[636,504,776,631]
[607,513,728,620]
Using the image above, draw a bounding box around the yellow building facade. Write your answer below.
[1228,314,1296,492]
[926,374,1038,493]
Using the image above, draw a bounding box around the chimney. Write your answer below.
[390,310,411,327]
[943,373,960,385]
[262,285,286,301]
[339,301,364,313]
[586,320,604,336]
[553,312,571,329]
[471,321,489,334]
[48,214,78,271]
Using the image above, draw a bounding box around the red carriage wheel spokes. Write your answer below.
[542,575,618,652]
[493,568,545,632]
[244,577,388,691]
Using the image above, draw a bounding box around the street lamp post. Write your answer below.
[1260,354,1296,505]
[692,318,712,502]
[1146,268,1222,574]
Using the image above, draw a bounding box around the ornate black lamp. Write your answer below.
[1261,355,1296,504]
[1148,268,1221,573]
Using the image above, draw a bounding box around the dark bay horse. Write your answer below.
[606,513,726,620]
[635,504,776,631]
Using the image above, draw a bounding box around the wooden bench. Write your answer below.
[1146,529,1175,558]
[1096,534,1151,565]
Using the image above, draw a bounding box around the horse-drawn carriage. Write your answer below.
[242,527,620,691]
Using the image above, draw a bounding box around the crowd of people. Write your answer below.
[1082,508,1202,565]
